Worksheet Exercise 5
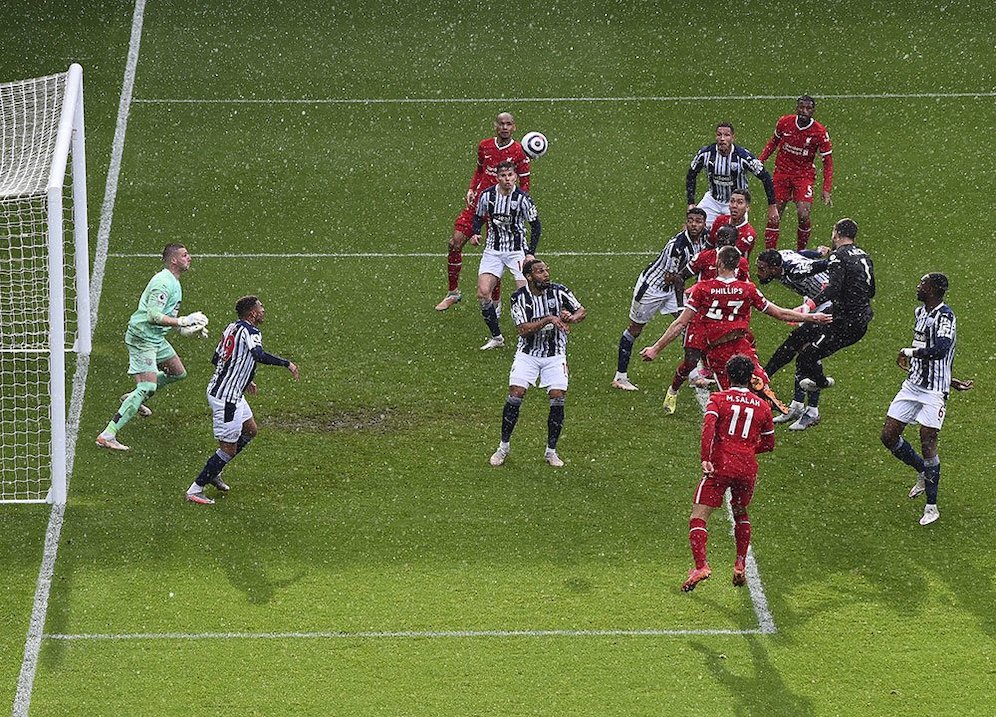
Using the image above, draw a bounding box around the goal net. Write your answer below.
[0,64,90,504]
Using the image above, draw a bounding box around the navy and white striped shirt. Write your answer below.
[686,144,775,204]
[510,283,583,358]
[776,250,829,302]
[906,303,956,395]
[635,229,705,300]
[208,320,290,402]
[472,186,541,254]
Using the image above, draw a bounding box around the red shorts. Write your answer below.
[773,172,815,205]
[705,336,766,390]
[693,472,756,509]
[453,206,476,237]
[684,321,709,351]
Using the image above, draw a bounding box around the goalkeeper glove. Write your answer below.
[179,323,209,339]
[178,311,208,327]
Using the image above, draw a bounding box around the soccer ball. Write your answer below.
[521,131,548,159]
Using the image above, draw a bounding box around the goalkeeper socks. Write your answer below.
[501,395,523,443]
[689,518,708,569]
[109,381,157,433]
[617,329,636,373]
[889,437,926,473]
[446,248,463,291]
[923,457,941,504]
[156,368,187,388]
[547,396,565,450]
[195,449,232,488]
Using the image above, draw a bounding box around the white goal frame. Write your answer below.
[0,64,90,504]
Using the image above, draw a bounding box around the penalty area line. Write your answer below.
[132,91,996,105]
[108,251,656,259]
[45,627,766,642]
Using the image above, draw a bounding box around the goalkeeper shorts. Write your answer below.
[207,392,254,443]
[126,337,177,375]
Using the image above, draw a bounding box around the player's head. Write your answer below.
[755,249,784,284]
[918,272,949,302]
[715,122,735,152]
[831,218,858,247]
[796,95,816,120]
[716,224,739,248]
[162,243,191,272]
[523,258,550,290]
[495,160,517,191]
[726,354,754,388]
[686,207,707,237]
[494,112,516,140]
[717,244,742,272]
[236,295,265,324]
[729,188,751,222]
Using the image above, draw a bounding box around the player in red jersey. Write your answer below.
[758,96,833,251]
[709,188,758,257]
[436,112,532,311]
[680,354,775,591]
[687,224,751,283]
[640,246,831,410]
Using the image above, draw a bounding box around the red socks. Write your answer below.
[689,517,708,569]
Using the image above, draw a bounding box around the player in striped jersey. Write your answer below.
[489,259,585,468]
[880,274,972,526]
[686,122,778,228]
[186,296,299,505]
[756,248,831,430]
[611,208,708,391]
[472,162,542,350]
[96,244,209,452]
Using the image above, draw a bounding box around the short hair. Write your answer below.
[522,258,543,277]
[757,248,783,267]
[797,94,816,107]
[162,243,185,263]
[716,224,738,248]
[731,187,752,204]
[495,111,514,124]
[495,160,516,174]
[235,295,260,318]
[925,272,949,296]
[726,354,754,387]
[834,218,858,240]
[716,122,735,134]
[687,207,707,220]
[717,244,742,270]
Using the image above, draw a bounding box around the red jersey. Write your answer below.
[469,138,531,202]
[758,115,833,191]
[709,214,758,256]
[686,276,768,346]
[687,249,751,283]
[701,388,775,478]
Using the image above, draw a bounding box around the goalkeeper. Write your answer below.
[96,243,209,451]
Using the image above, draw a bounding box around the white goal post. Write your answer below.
[0,64,90,504]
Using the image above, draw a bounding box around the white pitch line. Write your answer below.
[12,2,146,716]
[131,91,996,105]
[724,497,777,634]
[108,251,656,259]
[44,627,764,641]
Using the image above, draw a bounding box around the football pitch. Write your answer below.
[3,1,996,714]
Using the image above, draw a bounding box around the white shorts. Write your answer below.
[696,192,729,228]
[630,282,682,324]
[509,351,569,392]
[207,392,254,442]
[886,381,946,430]
[479,249,526,281]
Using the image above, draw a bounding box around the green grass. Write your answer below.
[3,1,996,715]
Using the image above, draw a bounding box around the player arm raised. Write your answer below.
[249,345,300,380]
[762,301,831,325]
[640,307,695,362]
